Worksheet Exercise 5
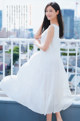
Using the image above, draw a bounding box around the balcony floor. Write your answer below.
[0,96,80,121]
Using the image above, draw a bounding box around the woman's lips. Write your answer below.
[48,16,51,17]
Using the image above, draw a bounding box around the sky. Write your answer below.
[0,0,80,33]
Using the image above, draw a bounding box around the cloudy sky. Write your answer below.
[0,0,80,33]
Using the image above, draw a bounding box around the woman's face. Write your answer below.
[45,6,59,20]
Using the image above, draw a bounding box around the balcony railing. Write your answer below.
[0,38,80,100]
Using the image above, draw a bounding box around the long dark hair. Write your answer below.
[41,2,64,38]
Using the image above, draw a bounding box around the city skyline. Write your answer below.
[0,0,80,33]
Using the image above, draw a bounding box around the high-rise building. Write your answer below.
[0,10,2,30]
[61,9,74,39]
[74,17,80,39]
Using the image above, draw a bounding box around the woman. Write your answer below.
[0,2,74,121]
[34,2,74,121]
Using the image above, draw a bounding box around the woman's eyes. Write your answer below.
[46,10,53,12]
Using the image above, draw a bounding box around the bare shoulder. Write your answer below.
[47,25,54,36]
[48,25,54,33]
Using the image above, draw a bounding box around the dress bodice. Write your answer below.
[39,24,60,56]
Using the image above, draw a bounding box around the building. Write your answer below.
[74,17,80,39]
[0,10,2,31]
[61,9,74,39]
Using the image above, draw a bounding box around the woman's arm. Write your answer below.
[34,25,54,51]
[34,23,43,44]
[34,23,43,39]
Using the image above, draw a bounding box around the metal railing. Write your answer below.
[0,38,80,99]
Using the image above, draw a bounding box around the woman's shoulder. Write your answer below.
[48,24,55,29]
[49,24,59,29]
[47,24,55,33]
[48,24,59,33]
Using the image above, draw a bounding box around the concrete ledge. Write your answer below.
[0,97,80,121]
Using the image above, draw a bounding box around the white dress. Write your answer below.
[0,24,74,115]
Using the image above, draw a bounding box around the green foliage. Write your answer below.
[61,52,79,56]
[13,46,19,52]
[60,48,76,51]
[13,52,19,64]
[6,46,19,64]
[60,48,79,56]
[29,44,33,50]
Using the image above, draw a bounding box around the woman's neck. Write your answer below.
[50,18,59,26]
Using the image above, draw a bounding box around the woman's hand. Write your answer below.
[34,34,41,39]
[34,40,44,51]
[34,40,40,47]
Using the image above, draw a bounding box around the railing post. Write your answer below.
[3,41,5,78]
[19,39,21,69]
[11,39,13,75]
[75,42,78,96]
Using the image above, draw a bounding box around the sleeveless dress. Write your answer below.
[0,24,75,115]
